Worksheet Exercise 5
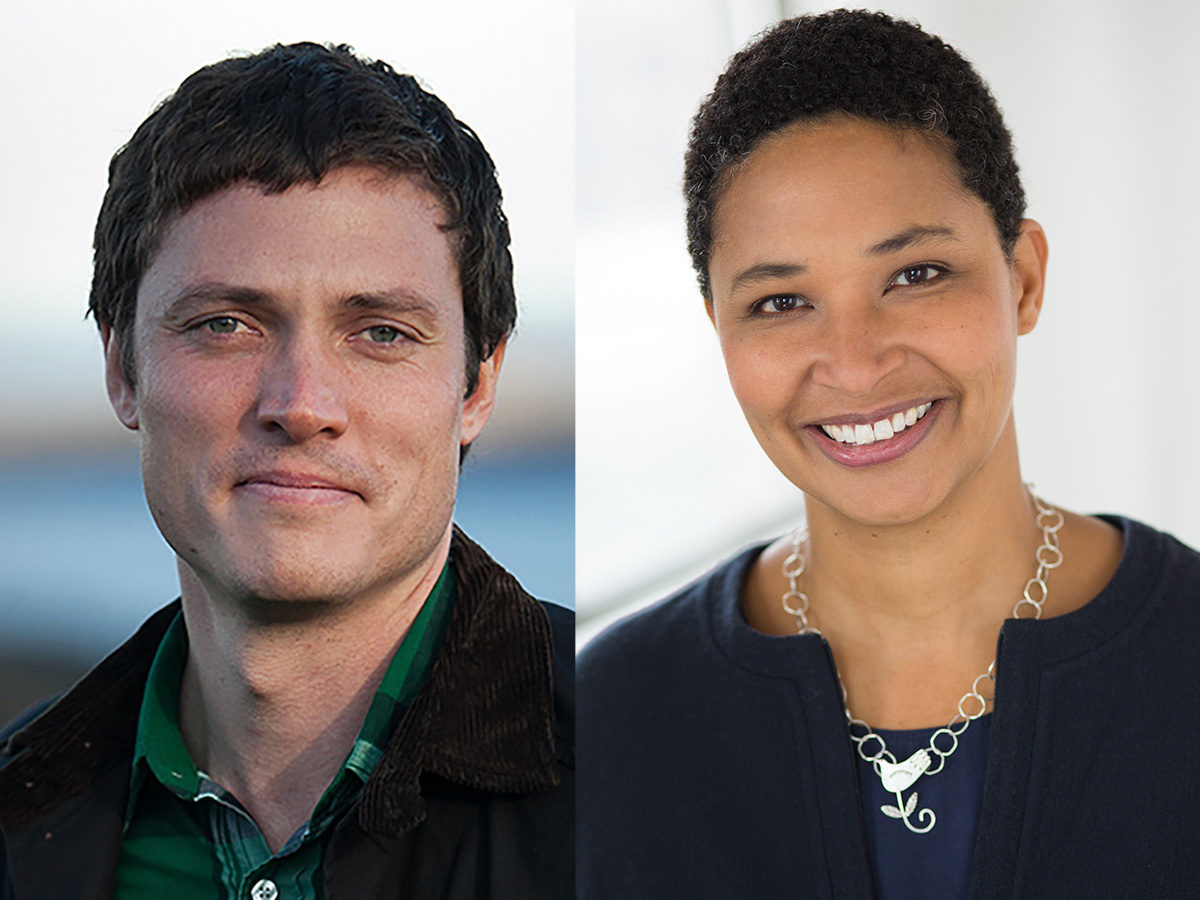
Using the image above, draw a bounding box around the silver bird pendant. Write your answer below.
[876,749,936,833]
[877,748,931,793]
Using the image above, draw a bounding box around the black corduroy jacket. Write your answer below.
[0,528,573,899]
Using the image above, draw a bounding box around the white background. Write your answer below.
[577,0,1200,637]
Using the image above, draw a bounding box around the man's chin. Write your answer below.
[180,553,378,617]
[171,518,453,618]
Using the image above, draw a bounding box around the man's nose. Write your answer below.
[810,306,906,397]
[254,337,349,443]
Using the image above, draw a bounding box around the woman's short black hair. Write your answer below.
[90,42,515,395]
[684,9,1025,299]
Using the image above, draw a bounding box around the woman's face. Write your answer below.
[706,116,1044,527]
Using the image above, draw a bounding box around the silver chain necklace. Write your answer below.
[781,490,1064,834]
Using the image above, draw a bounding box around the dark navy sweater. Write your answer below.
[579,518,1200,898]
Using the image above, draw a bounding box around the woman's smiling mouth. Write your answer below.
[807,399,944,467]
[818,401,934,445]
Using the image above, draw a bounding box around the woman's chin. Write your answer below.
[796,476,950,531]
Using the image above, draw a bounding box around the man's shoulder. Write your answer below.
[538,600,575,696]
[0,695,58,768]
[446,527,574,764]
[535,600,574,768]
[0,603,178,802]
[538,599,573,640]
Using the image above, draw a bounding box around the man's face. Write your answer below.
[706,117,1044,527]
[105,165,501,610]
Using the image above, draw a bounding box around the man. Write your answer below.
[0,42,572,898]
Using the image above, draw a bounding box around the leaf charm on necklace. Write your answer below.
[877,748,931,793]
[880,790,936,833]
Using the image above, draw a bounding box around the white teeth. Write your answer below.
[819,401,934,447]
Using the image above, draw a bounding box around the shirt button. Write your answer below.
[250,879,279,900]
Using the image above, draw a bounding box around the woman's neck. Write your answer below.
[802,470,1039,643]
[741,444,1122,728]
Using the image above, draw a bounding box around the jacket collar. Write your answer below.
[0,526,560,835]
[357,527,561,835]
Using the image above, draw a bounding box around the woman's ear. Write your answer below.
[1013,219,1049,336]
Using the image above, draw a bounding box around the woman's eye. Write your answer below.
[756,294,805,315]
[891,264,945,287]
[366,325,403,343]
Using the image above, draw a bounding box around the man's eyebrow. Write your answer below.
[159,283,443,321]
[339,288,442,320]
[161,282,272,318]
[867,224,961,256]
[729,262,809,293]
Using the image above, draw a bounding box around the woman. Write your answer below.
[578,10,1200,898]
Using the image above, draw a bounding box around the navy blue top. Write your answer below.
[858,717,991,899]
[579,517,1200,898]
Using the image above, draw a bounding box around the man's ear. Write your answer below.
[461,338,506,446]
[1013,219,1048,336]
[101,324,139,430]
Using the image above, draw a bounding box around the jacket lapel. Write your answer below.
[357,527,560,837]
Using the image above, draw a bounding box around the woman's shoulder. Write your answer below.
[1099,515,1200,589]
[578,542,765,682]
[1115,515,1200,611]
[1060,514,1200,648]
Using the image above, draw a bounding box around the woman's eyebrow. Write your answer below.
[729,262,809,293]
[726,225,964,294]
[867,224,961,256]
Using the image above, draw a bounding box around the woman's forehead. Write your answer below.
[710,119,986,259]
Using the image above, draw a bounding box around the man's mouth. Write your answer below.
[817,401,934,447]
[234,469,363,503]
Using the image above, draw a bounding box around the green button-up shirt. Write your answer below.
[112,564,456,899]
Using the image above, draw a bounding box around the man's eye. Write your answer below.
[366,325,403,343]
[891,264,945,287]
[202,317,243,334]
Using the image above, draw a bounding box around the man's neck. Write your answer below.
[176,528,452,853]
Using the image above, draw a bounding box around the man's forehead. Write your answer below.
[137,166,463,320]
